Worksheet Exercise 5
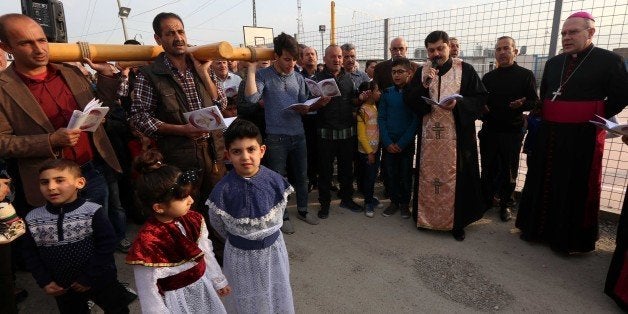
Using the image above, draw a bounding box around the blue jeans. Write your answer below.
[358,151,380,204]
[264,134,309,215]
[80,161,126,242]
[383,147,414,205]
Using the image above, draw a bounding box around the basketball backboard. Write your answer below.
[243,26,274,47]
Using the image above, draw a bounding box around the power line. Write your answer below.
[84,0,100,37]
[184,0,216,19]
[190,0,247,29]
[130,0,182,18]
[70,26,123,39]
[80,0,94,37]
[104,20,120,44]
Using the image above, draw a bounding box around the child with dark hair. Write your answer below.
[378,57,418,218]
[223,95,238,118]
[126,155,230,313]
[206,119,295,313]
[22,159,135,313]
[357,81,382,217]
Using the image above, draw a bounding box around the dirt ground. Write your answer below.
[15,189,624,313]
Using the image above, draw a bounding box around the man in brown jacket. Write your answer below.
[0,14,121,212]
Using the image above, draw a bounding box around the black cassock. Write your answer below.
[517,44,628,253]
[404,58,487,230]
[605,190,628,311]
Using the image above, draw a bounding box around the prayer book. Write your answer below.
[305,78,341,97]
[183,106,227,131]
[285,97,321,111]
[223,117,237,129]
[590,115,628,136]
[66,98,109,132]
[421,94,463,107]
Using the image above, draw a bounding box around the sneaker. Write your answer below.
[381,203,399,217]
[364,203,375,218]
[117,238,132,253]
[297,211,320,225]
[281,219,295,234]
[340,199,363,212]
[399,204,410,219]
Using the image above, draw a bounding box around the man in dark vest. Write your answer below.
[129,12,227,261]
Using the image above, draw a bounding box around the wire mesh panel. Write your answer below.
[297,0,628,213]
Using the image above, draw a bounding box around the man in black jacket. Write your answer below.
[309,45,364,219]
[479,36,538,221]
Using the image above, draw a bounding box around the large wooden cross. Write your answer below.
[47,41,274,63]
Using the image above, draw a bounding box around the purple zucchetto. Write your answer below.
[568,11,595,21]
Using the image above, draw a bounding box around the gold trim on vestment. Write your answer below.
[416,58,463,230]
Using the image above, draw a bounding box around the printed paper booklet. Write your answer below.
[305,78,341,97]
[421,94,463,107]
[183,106,227,131]
[590,115,628,136]
[285,97,321,111]
[66,98,109,132]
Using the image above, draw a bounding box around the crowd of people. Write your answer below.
[0,8,626,313]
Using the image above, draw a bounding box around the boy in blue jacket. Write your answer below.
[378,58,419,218]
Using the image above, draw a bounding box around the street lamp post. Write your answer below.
[319,25,326,56]
[116,0,131,41]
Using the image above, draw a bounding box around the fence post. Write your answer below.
[548,0,563,57]
[384,18,389,60]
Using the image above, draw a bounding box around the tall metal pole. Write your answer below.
[383,18,389,60]
[252,0,257,26]
[116,0,129,41]
[319,25,326,56]
[330,1,336,45]
[320,32,324,54]
[297,0,304,39]
[548,0,563,57]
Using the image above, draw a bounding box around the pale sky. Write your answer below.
[0,0,483,45]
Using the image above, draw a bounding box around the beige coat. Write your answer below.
[0,63,121,206]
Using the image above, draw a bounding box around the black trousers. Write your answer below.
[0,244,16,314]
[479,129,524,209]
[54,280,131,314]
[303,114,319,186]
[317,137,355,206]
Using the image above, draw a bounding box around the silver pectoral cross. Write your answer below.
[551,88,561,101]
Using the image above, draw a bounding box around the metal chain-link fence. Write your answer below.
[297,0,628,213]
